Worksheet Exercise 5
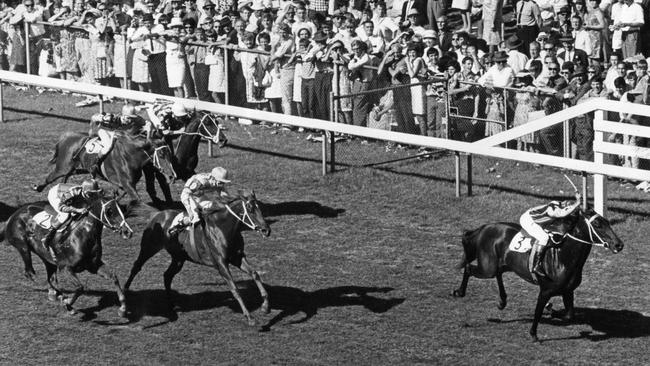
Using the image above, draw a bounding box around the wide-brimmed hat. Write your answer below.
[407,8,419,16]
[313,31,328,43]
[572,66,587,78]
[237,0,253,9]
[169,17,183,28]
[422,29,437,39]
[505,35,523,49]
[203,1,215,9]
[493,51,508,62]
[250,0,265,10]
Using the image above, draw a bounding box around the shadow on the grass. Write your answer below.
[488,307,650,341]
[0,201,17,222]
[82,283,403,329]
[260,201,345,218]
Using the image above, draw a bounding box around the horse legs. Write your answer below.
[452,265,471,297]
[163,259,184,307]
[530,289,553,342]
[142,166,163,205]
[44,263,62,302]
[14,243,36,281]
[33,169,73,192]
[560,291,575,322]
[61,268,84,315]
[236,256,270,314]
[96,262,128,318]
[215,259,256,326]
[496,272,508,310]
[154,170,173,203]
[124,234,165,291]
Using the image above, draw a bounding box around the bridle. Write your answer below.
[564,214,609,248]
[145,145,176,178]
[197,113,227,145]
[224,198,261,231]
[88,198,133,234]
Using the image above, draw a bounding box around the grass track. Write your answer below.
[0,87,649,365]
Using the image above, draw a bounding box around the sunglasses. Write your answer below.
[544,47,553,51]
[548,68,559,71]
[588,70,596,73]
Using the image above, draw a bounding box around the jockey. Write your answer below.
[145,101,191,139]
[42,180,103,263]
[170,166,232,234]
[519,192,582,277]
[88,104,147,176]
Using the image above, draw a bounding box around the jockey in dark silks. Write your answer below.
[42,179,103,263]
[88,104,147,176]
[145,102,192,150]
[519,192,582,277]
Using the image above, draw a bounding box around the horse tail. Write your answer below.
[457,227,480,269]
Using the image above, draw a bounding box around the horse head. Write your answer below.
[149,139,177,184]
[228,189,271,237]
[197,113,228,147]
[88,193,133,239]
[576,208,624,253]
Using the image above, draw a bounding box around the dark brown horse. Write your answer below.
[124,190,270,325]
[452,207,624,341]
[33,131,176,205]
[0,194,133,317]
[168,112,228,180]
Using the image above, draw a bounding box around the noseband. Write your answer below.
[146,145,174,176]
[225,199,260,231]
[565,214,609,248]
[88,199,133,234]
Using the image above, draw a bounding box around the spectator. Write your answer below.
[348,39,376,127]
[505,35,528,73]
[164,16,186,97]
[481,0,503,53]
[515,0,542,52]
[558,33,588,68]
[451,0,472,33]
[512,72,541,151]
[617,0,644,59]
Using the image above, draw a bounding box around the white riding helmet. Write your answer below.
[171,102,188,117]
[121,104,138,117]
[211,167,231,183]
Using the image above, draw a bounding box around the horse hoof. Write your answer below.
[497,301,507,310]
[48,292,58,302]
[32,184,41,192]
[65,304,77,315]
[261,304,270,314]
[247,317,257,327]
[530,335,540,343]
[118,307,128,318]
[452,289,465,298]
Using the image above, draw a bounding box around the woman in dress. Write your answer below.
[406,41,426,131]
[49,5,79,81]
[74,9,97,83]
[584,0,606,61]
[512,73,541,152]
[481,0,503,53]
[128,12,155,92]
[164,17,186,97]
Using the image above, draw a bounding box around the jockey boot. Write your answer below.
[41,228,58,263]
[532,245,549,277]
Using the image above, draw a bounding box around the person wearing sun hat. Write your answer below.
[504,35,528,74]
[478,51,515,88]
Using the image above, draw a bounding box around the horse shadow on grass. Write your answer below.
[0,201,17,222]
[78,282,404,329]
[259,201,345,218]
[488,307,650,342]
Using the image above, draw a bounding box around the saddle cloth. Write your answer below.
[84,137,104,155]
[33,210,70,231]
[508,231,539,277]
[171,212,189,230]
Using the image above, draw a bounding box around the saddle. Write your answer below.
[32,208,73,231]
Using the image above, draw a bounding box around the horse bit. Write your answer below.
[88,199,133,234]
[225,200,259,231]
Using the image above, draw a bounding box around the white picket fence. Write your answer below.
[1,71,649,215]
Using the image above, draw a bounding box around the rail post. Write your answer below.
[0,80,4,123]
[581,171,588,211]
[329,91,336,172]
[98,94,104,114]
[24,22,31,75]
[467,153,472,196]
[321,130,327,176]
[593,110,607,215]
[123,34,129,90]
[454,151,461,197]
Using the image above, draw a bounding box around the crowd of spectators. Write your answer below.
[1,0,650,163]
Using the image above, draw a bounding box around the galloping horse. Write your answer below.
[124,190,271,325]
[0,194,133,317]
[452,207,624,341]
[34,131,176,205]
[168,112,228,180]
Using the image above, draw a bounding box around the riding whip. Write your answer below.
[563,174,578,194]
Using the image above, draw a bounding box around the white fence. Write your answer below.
[1,71,649,215]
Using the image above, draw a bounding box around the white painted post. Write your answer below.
[0,81,4,123]
[455,151,461,197]
[593,110,607,216]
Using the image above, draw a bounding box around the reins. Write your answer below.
[564,214,609,248]
[224,199,259,231]
[87,198,133,234]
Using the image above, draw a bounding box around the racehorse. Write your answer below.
[33,131,176,205]
[123,190,271,326]
[168,112,228,180]
[0,194,133,317]
[452,207,624,342]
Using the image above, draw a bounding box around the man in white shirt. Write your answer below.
[505,35,528,74]
[571,15,593,57]
[525,41,543,70]
[12,0,45,74]
[616,0,644,58]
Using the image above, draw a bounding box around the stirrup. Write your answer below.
[532,264,546,277]
[48,247,58,263]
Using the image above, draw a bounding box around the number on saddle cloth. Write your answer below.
[84,137,104,155]
[32,207,73,231]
